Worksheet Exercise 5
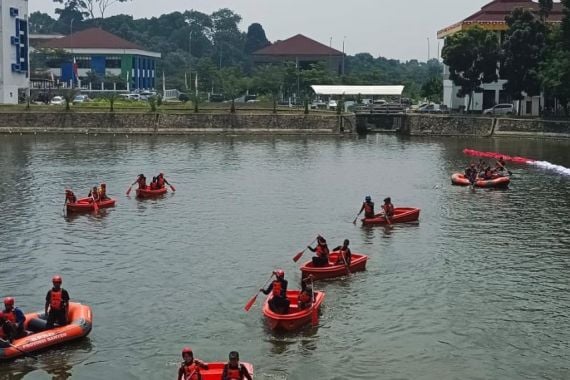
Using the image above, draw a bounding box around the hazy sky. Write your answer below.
[29,0,491,61]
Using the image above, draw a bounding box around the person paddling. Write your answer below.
[88,186,99,203]
[222,351,253,380]
[308,235,330,267]
[156,173,171,189]
[65,190,77,205]
[357,196,375,219]
[333,239,352,266]
[1,297,26,340]
[45,275,70,329]
[260,269,289,314]
[382,197,395,221]
[298,275,314,310]
[177,347,208,380]
[98,183,110,200]
[136,174,147,190]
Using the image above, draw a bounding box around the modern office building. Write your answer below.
[0,0,30,104]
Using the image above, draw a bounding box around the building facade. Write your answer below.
[0,0,30,104]
[438,0,563,115]
[36,28,160,90]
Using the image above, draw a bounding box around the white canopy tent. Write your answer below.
[311,85,404,96]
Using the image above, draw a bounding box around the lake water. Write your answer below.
[0,134,569,379]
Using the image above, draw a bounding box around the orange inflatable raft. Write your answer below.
[451,173,510,188]
[0,302,93,361]
[300,252,368,280]
[66,197,116,212]
[136,186,167,198]
[263,290,325,331]
[199,362,254,379]
[362,207,420,226]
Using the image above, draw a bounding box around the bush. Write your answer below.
[179,93,190,103]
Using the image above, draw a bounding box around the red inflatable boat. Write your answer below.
[263,290,325,331]
[451,173,510,188]
[66,197,116,212]
[199,362,254,379]
[362,208,420,226]
[136,186,168,198]
[300,252,368,280]
[0,302,93,361]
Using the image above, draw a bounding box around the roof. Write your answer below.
[438,0,564,38]
[252,34,343,56]
[311,85,405,96]
[40,28,144,50]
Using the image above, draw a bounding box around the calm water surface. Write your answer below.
[0,134,569,380]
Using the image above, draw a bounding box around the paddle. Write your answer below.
[311,279,318,327]
[497,162,513,176]
[126,180,137,196]
[244,273,274,312]
[92,196,99,213]
[0,338,37,360]
[340,251,352,276]
[293,237,319,263]
[164,179,176,192]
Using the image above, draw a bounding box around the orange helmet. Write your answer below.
[52,275,63,284]
[3,297,14,307]
[182,347,193,357]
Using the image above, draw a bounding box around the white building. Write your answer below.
[0,0,29,104]
[437,0,563,115]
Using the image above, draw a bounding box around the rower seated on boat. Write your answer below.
[178,347,208,380]
[482,166,495,180]
[382,197,395,218]
[65,189,77,204]
[358,196,375,218]
[136,174,147,190]
[298,275,314,310]
[308,235,330,267]
[88,186,99,202]
[261,269,290,314]
[98,183,110,200]
[157,173,170,189]
[0,297,27,343]
[222,351,253,380]
[332,239,352,265]
[149,177,159,190]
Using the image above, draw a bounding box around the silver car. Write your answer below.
[483,103,514,115]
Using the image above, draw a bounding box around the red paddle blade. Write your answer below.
[126,186,132,196]
[311,305,318,326]
[244,294,258,312]
[292,250,304,263]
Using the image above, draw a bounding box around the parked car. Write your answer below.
[483,103,514,115]
[73,95,89,104]
[311,100,327,109]
[50,96,64,105]
[328,99,338,110]
[418,104,443,113]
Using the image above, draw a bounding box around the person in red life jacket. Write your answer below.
[65,189,77,205]
[0,311,18,343]
[357,196,375,219]
[382,197,395,220]
[222,351,252,380]
[308,235,330,267]
[483,166,494,180]
[177,347,208,380]
[88,186,99,203]
[1,297,26,340]
[298,275,314,310]
[136,174,147,190]
[332,239,352,266]
[45,275,70,329]
[156,173,170,189]
[150,177,159,190]
[98,183,110,200]
[260,269,290,314]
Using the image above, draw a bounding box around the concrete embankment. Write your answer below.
[0,112,356,135]
[359,114,570,138]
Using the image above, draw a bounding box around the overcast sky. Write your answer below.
[29,0,491,61]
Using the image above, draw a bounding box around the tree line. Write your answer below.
[442,0,570,115]
[30,2,443,102]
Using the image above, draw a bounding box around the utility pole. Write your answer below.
[342,36,346,76]
[427,37,431,61]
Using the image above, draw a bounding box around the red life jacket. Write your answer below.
[157,177,165,188]
[364,202,374,216]
[272,280,283,297]
[316,245,329,258]
[226,365,242,380]
[50,289,63,310]
[384,204,395,217]
[183,362,201,380]
[3,310,16,323]
[299,291,311,303]
[138,178,147,189]
[66,192,76,203]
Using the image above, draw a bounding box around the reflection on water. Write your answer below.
[0,134,569,379]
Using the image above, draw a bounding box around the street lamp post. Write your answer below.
[188,30,193,91]
[342,36,346,76]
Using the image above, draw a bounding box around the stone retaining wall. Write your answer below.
[0,112,349,135]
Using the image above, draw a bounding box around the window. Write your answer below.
[106,56,122,69]
[75,56,91,69]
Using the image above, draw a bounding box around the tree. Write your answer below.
[244,23,270,54]
[502,8,547,112]
[540,26,570,115]
[539,0,554,20]
[562,0,570,48]
[421,77,443,103]
[53,0,131,20]
[217,67,248,112]
[252,65,285,112]
[442,27,500,111]
[29,12,57,33]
